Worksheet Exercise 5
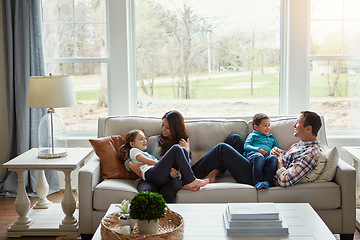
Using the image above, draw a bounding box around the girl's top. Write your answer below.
[130,147,158,180]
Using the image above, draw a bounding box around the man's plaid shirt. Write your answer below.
[276,140,322,187]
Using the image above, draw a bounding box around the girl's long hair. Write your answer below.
[120,129,142,160]
[158,110,188,156]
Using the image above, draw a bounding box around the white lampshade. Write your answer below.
[27,74,77,159]
[27,75,77,108]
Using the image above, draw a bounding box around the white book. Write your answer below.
[227,203,279,220]
[224,208,283,229]
[223,210,289,236]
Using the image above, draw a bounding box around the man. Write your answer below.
[270,111,322,187]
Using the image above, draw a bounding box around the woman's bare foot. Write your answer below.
[182,178,210,191]
[204,169,220,183]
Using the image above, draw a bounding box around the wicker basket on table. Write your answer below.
[101,207,184,240]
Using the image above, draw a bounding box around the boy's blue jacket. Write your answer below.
[244,130,279,156]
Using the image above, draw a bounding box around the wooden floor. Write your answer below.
[0,191,360,240]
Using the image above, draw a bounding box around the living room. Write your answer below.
[0,0,360,239]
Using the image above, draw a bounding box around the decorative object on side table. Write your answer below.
[100,191,184,239]
[27,74,77,158]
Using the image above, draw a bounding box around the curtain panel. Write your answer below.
[0,0,59,197]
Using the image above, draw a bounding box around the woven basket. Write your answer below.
[101,208,184,240]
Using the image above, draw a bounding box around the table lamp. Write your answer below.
[27,74,77,158]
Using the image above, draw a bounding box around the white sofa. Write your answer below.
[78,115,356,239]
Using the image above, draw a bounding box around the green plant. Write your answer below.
[130,191,166,222]
[116,199,131,219]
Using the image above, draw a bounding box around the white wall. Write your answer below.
[0,1,10,175]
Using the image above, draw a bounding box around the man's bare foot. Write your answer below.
[182,178,210,191]
[204,169,220,183]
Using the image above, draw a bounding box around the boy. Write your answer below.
[244,113,279,189]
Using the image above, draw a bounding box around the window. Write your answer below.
[309,0,360,130]
[41,0,360,133]
[136,0,281,118]
[41,0,108,132]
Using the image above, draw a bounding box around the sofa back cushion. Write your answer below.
[100,116,162,138]
[185,119,248,164]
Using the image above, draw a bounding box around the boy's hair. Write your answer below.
[120,129,143,160]
[252,113,269,127]
[301,111,322,137]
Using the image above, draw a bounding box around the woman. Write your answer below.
[128,110,189,202]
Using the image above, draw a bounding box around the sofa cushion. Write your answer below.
[93,179,139,211]
[102,116,162,138]
[258,182,340,210]
[176,180,257,203]
[89,134,138,181]
[185,119,248,164]
[316,147,339,182]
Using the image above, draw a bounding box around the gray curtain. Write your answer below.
[0,0,59,197]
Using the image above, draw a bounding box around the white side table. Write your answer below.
[341,146,360,229]
[3,147,93,237]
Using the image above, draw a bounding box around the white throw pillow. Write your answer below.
[299,152,327,183]
[315,147,339,182]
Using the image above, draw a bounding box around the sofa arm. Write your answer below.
[333,158,356,234]
[78,154,101,234]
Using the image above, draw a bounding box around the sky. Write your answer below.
[155,0,280,37]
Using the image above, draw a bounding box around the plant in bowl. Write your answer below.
[130,191,166,234]
[115,199,135,230]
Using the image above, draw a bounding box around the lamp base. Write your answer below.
[38,148,67,159]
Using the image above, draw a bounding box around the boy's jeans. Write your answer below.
[246,152,277,186]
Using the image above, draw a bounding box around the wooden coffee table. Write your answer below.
[92,203,335,239]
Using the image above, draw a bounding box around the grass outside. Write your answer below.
[74,72,360,101]
[66,72,360,131]
[140,73,360,100]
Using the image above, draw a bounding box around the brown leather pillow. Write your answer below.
[89,134,138,181]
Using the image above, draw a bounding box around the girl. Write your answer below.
[121,129,209,191]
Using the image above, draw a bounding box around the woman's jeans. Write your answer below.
[246,152,277,186]
[191,134,253,185]
[145,144,196,186]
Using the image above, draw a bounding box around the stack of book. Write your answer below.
[223,203,289,236]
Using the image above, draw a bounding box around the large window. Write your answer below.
[41,0,360,133]
[136,0,281,117]
[309,0,360,130]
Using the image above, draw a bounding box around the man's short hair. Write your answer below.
[301,111,322,137]
[253,113,269,127]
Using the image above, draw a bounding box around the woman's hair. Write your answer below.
[120,129,143,160]
[158,110,188,156]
